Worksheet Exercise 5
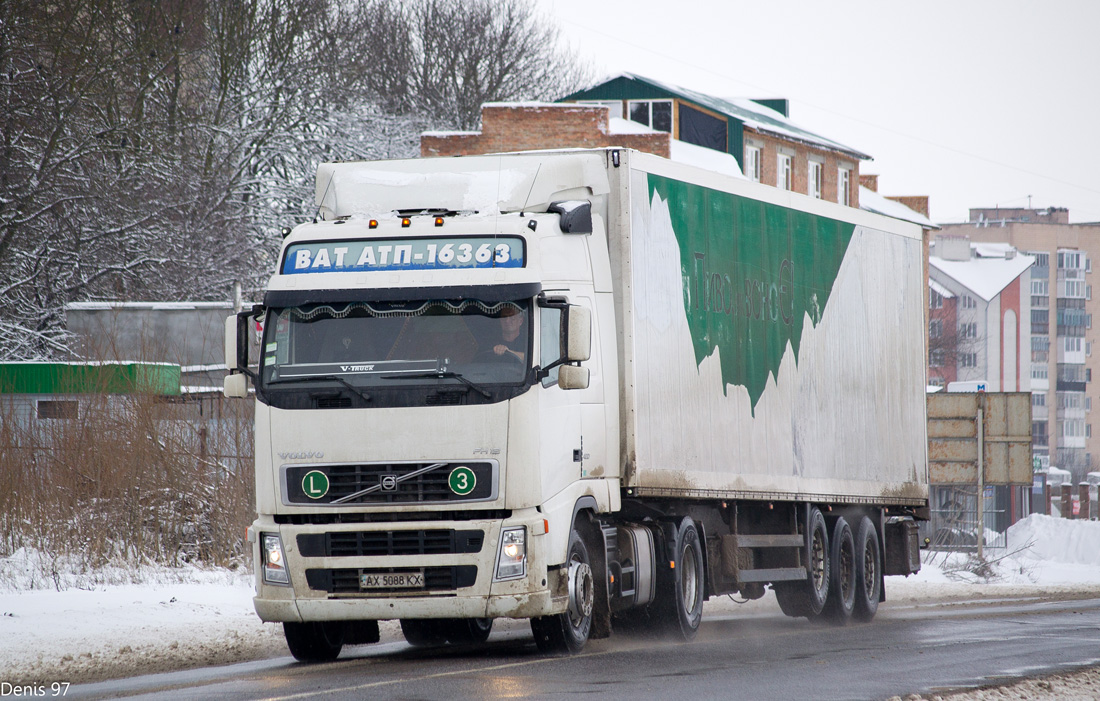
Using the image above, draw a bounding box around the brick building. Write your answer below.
[422,73,875,209]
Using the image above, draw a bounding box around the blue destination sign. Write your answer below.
[281,236,525,275]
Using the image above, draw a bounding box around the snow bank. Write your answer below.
[1008,514,1100,565]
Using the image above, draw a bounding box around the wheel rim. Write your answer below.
[811,527,826,592]
[567,557,594,628]
[681,544,699,612]
[862,539,877,598]
[839,538,854,601]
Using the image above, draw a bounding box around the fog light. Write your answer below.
[263,533,290,585]
[495,527,527,581]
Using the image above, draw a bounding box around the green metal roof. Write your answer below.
[0,362,181,395]
[561,73,871,162]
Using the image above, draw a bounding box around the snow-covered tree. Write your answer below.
[0,0,589,359]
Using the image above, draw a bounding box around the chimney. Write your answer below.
[937,235,972,262]
[859,174,879,192]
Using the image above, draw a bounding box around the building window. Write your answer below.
[808,161,822,199]
[1032,280,1049,296]
[777,154,792,191]
[1033,393,1046,407]
[961,322,978,339]
[838,167,851,206]
[744,146,761,182]
[961,295,977,309]
[930,289,943,309]
[960,353,978,368]
[1032,364,1048,380]
[1032,420,1048,447]
[930,320,942,338]
[576,100,623,119]
[930,349,945,367]
[37,400,78,419]
[628,99,672,133]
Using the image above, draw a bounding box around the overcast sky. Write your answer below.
[537,0,1100,224]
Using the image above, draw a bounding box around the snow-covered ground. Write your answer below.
[2,515,1099,691]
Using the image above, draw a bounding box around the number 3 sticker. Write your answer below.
[448,466,476,495]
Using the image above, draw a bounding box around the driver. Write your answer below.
[492,306,526,363]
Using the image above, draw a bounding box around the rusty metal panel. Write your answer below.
[926,392,1033,486]
[927,419,976,439]
[926,393,978,419]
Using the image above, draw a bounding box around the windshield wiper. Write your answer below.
[266,374,371,403]
[379,370,492,399]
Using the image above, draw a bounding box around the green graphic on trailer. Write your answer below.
[648,174,856,411]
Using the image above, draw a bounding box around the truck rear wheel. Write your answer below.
[774,507,830,618]
[852,516,882,622]
[654,517,704,640]
[821,517,855,625]
[284,621,345,662]
[531,526,594,654]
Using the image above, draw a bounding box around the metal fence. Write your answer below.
[922,485,1014,552]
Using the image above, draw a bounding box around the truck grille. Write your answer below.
[296,529,484,557]
[305,566,478,593]
[284,461,496,505]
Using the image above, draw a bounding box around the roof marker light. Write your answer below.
[369,219,378,229]
[435,217,444,227]
[401,217,411,228]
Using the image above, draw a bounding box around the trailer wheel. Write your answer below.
[284,621,345,662]
[446,617,494,644]
[400,619,450,647]
[655,517,705,640]
[821,517,855,625]
[852,516,882,622]
[774,507,830,618]
[531,526,594,654]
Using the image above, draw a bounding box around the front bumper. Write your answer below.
[251,511,567,623]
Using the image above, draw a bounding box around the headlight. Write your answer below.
[262,533,290,585]
[495,527,527,581]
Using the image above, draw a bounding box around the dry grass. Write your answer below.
[0,388,254,579]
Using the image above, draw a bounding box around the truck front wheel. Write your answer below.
[531,526,594,654]
[284,621,345,662]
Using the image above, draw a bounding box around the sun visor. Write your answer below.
[264,282,542,308]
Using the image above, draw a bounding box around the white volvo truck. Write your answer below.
[224,148,928,660]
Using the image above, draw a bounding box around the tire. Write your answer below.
[852,516,882,622]
[283,621,345,662]
[531,526,594,654]
[400,619,450,647]
[445,617,494,644]
[773,507,830,619]
[653,517,705,640]
[821,517,855,625]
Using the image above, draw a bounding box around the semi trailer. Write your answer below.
[224,147,929,660]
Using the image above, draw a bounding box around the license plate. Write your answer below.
[360,571,424,589]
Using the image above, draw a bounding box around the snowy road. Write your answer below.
[61,594,1100,700]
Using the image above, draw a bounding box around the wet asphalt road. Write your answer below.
[69,595,1100,701]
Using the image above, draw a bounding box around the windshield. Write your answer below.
[260,299,530,391]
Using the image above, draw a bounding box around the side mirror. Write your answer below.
[224,309,259,397]
[224,315,240,371]
[558,364,590,390]
[564,305,591,362]
[224,373,249,398]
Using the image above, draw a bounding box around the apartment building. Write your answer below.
[935,208,1100,481]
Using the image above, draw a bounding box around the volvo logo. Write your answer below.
[278,450,324,460]
[380,474,398,491]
